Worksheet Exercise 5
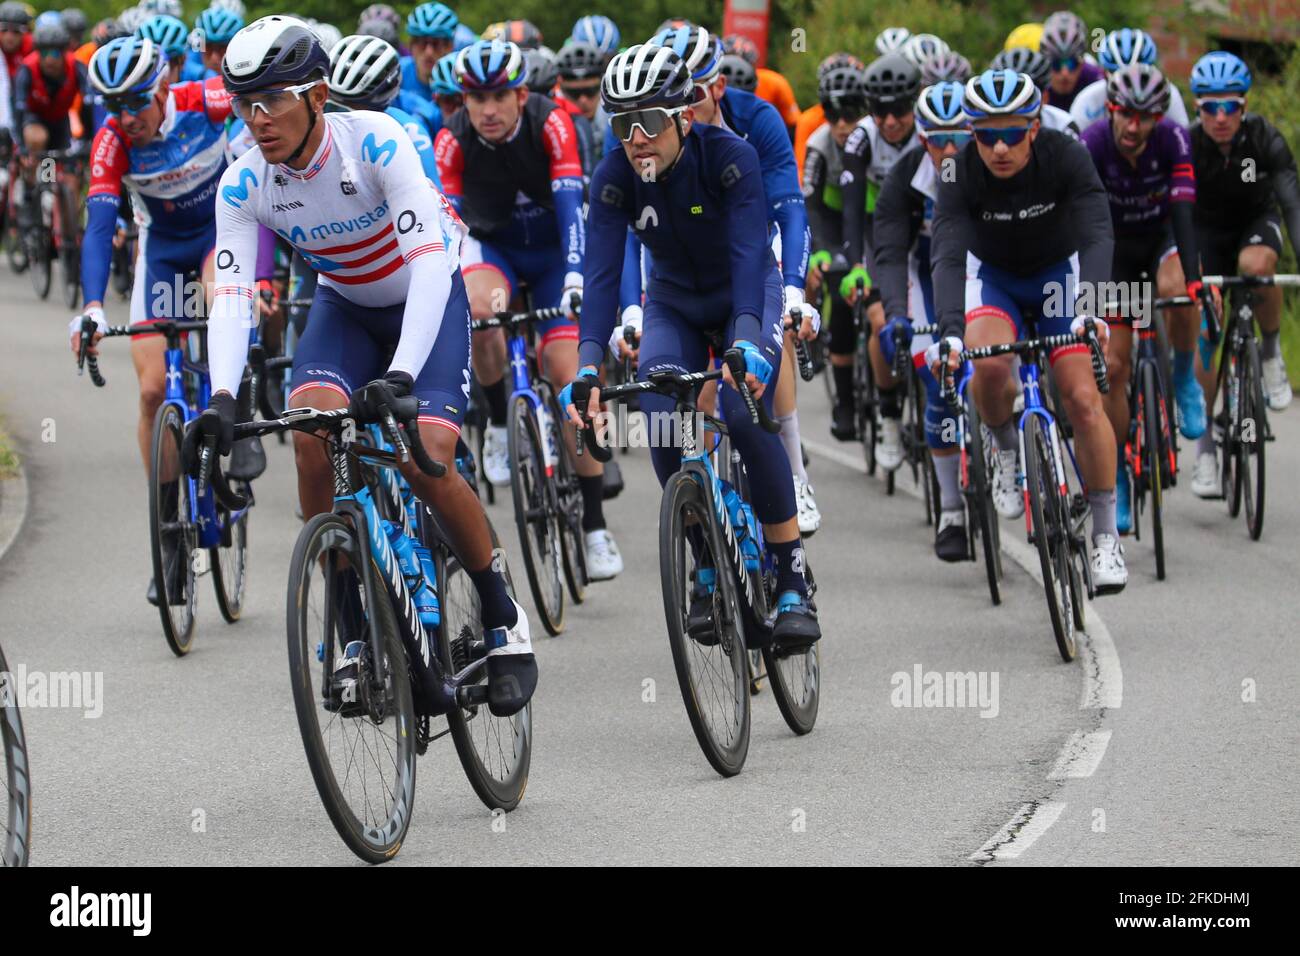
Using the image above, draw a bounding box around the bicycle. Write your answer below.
[0,640,32,867]
[851,277,880,476]
[890,321,942,522]
[2,149,29,275]
[24,147,85,308]
[1201,274,1300,541]
[940,320,1110,661]
[201,402,530,862]
[580,348,820,777]
[76,314,252,656]
[471,303,587,637]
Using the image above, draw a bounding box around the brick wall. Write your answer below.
[1146,0,1300,77]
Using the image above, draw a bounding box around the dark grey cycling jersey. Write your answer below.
[930,128,1114,341]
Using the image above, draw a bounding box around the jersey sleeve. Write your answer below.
[208,160,264,397]
[202,75,233,123]
[872,153,920,320]
[841,124,870,267]
[748,96,809,291]
[717,136,773,339]
[1262,118,1300,260]
[433,127,464,210]
[540,106,586,286]
[578,155,633,370]
[930,156,979,342]
[81,123,130,305]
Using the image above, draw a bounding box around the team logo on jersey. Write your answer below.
[636,206,658,230]
[720,163,742,189]
[274,173,288,186]
[341,180,357,195]
[361,133,398,168]
[599,184,624,206]
[221,168,258,209]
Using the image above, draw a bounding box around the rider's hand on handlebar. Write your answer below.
[69,306,107,358]
[1070,314,1108,349]
[611,305,642,362]
[560,366,602,428]
[182,391,237,477]
[562,279,583,320]
[783,286,820,339]
[349,370,414,423]
[722,339,773,400]
[839,265,871,305]
[925,336,965,380]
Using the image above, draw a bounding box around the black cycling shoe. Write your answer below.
[601,458,624,499]
[770,591,820,655]
[686,567,719,644]
[151,535,187,606]
[226,435,267,481]
[934,512,969,563]
[831,404,857,441]
[485,653,537,717]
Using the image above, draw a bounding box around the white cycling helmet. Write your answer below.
[312,21,343,55]
[328,33,401,107]
[874,27,911,56]
[902,33,950,68]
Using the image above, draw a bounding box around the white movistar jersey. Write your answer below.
[1069,77,1190,132]
[1041,103,1081,140]
[209,110,467,397]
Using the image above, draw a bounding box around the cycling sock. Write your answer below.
[1197,431,1216,456]
[1262,329,1281,361]
[776,412,807,482]
[579,474,605,532]
[832,364,855,409]
[1173,348,1194,385]
[768,538,808,598]
[1089,488,1118,543]
[991,418,1019,454]
[878,384,903,418]
[934,454,962,511]
[468,560,518,632]
[484,378,508,427]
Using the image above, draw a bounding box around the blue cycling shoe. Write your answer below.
[1174,373,1207,440]
[771,590,821,655]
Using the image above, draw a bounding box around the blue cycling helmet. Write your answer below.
[455,39,525,91]
[196,7,244,46]
[963,69,1041,120]
[431,51,460,95]
[137,14,189,59]
[1099,28,1157,72]
[90,36,167,96]
[916,81,968,129]
[407,2,458,40]
[1190,51,1251,96]
[652,24,722,84]
[570,15,619,55]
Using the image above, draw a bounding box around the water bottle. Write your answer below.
[537,401,559,471]
[382,521,440,630]
[412,544,440,627]
[719,482,761,573]
[737,500,761,573]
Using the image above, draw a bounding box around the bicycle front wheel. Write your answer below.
[1139,363,1166,579]
[540,383,587,605]
[211,485,250,623]
[286,513,417,864]
[27,215,50,299]
[659,472,750,777]
[1023,414,1076,662]
[149,402,197,656]
[1,642,31,867]
[508,395,564,635]
[967,398,1002,605]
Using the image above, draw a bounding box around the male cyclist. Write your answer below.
[68,36,239,604]
[434,39,622,581]
[401,2,457,105]
[565,44,820,651]
[555,41,605,167]
[1082,64,1208,533]
[136,14,191,84]
[873,81,972,560]
[990,47,1080,138]
[191,6,244,81]
[193,16,535,716]
[929,69,1127,592]
[1070,29,1188,130]
[1039,11,1102,114]
[793,52,863,178]
[839,53,921,469]
[1187,51,1300,494]
[0,3,32,84]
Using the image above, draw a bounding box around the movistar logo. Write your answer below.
[636,205,658,230]
[221,168,258,209]
[361,133,398,167]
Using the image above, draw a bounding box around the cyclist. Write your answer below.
[191,6,244,80]
[1039,11,1102,114]
[556,41,606,167]
[68,36,241,604]
[839,53,921,468]
[434,39,623,581]
[1082,64,1208,533]
[928,69,1127,592]
[0,3,33,84]
[193,16,535,717]
[1188,51,1300,494]
[565,44,820,651]
[428,51,461,123]
[722,33,800,134]
[401,2,458,105]
[1070,28,1189,130]
[136,14,191,84]
[718,53,756,93]
[13,17,90,211]
[358,3,405,53]
[59,8,86,51]
[794,52,863,177]
[991,47,1080,138]
[872,81,972,560]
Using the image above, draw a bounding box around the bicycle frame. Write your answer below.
[1015,356,1087,540]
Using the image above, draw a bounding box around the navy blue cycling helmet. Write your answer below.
[408,2,457,40]
[963,68,1041,120]
[1099,29,1157,72]
[1190,51,1251,96]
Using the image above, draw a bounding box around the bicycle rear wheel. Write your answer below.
[507,395,564,635]
[149,402,198,656]
[211,486,250,623]
[763,561,820,736]
[286,512,417,864]
[1139,363,1166,579]
[1023,414,1077,662]
[540,384,587,605]
[1239,338,1266,540]
[659,472,750,777]
[27,212,51,300]
[431,514,532,811]
[966,398,1002,605]
[1,642,31,867]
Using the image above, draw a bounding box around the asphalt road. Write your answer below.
[1,265,1297,866]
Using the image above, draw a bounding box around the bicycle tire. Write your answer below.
[1241,338,1266,540]
[1222,347,1243,517]
[431,513,532,812]
[1023,414,1076,662]
[507,394,564,636]
[659,472,750,777]
[149,402,198,656]
[28,214,51,299]
[967,398,1002,606]
[211,484,250,623]
[856,328,878,476]
[1140,363,1166,580]
[286,512,416,863]
[539,383,587,605]
[763,561,820,736]
[0,642,31,867]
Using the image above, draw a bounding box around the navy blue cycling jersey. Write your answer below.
[580,122,773,370]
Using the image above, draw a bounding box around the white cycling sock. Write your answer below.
[934,453,962,511]
[776,412,807,483]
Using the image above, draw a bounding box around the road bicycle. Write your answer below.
[199,400,530,862]
[890,321,942,522]
[23,147,85,308]
[0,640,31,867]
[580,349,820,777]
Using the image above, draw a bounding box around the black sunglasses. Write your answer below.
[870,99,913,119]
[823,98,868,122]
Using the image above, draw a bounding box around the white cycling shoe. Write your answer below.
[584,529,624,581]
[1091,533,1128,595]
[878,418,904,471]
[795,475,821,536]
[1191,451,1220,498]
[482,425,511,487]
[1262,356,1293,411]
[992,449,1024,519]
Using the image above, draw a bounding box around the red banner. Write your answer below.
[723,0,772,68]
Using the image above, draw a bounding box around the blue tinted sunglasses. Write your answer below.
[924,130,972,150]
[1051,57,1079,71]
[1198,98,1244,117]
[973,126,1032,147]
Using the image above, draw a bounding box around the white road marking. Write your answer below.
[969,801,1067,862]
[1047,729,1113,779]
